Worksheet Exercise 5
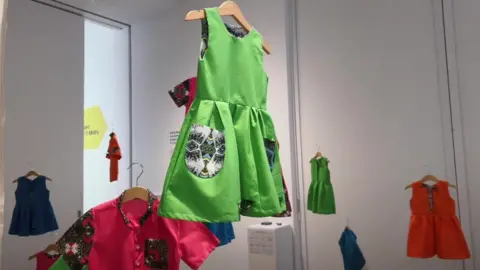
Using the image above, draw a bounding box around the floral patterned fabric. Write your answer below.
[56,209,94,267]
[185,124,226,178]
[168,78,191,110]
[50,190,219,270]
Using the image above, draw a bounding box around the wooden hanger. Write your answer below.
[28,243,59,260]
[184,1,272,54]
[27,253,38,260]
[13,170,52,183]
[122,186,149,203]
[313,146,322,159]
[404,174,457,190]
[44,243,59,253]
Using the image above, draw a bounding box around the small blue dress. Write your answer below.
[8,175,59,236]
[339,227,366,270]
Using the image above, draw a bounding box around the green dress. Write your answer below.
[307,157,336,214]
[158,7,285,222]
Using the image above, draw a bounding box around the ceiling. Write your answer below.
[56,0,178,24]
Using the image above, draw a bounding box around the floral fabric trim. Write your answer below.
[55,210,94,268]
[116,189,156,226]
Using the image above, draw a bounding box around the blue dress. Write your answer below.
[8,175,59,236]
[204,222,235,246]
[338,227,366,270]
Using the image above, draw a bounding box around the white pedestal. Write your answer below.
[247,222,294,270]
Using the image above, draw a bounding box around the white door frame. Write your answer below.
[284,0,307,268]
[436,0,474,269]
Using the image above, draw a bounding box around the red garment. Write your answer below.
[35,252,60,270]
[55,190,219,270]
[106,132,122,182]
[185,77,197,113]
[407,180,470,259]
[168,77,197,114]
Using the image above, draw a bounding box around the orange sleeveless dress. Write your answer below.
[407,180,470,259]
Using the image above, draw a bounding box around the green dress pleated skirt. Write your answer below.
[308,157,336,214]
[158,7,286,223]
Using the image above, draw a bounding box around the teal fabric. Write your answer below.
[204,222,235,246]
[339,228,366,270]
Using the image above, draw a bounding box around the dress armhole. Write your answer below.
[199,17,248,60]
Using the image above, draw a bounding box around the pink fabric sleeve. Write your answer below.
[178,220,219,270]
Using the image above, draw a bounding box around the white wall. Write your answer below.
[296,0,466,269]
[83,19,131,211]
[451,0,480,268]
[0,0,8,260]
[1,0,84,269]
[131,0,292,269]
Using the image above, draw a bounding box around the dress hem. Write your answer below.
[158,210,241,223]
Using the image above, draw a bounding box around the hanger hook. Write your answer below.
[127,162,144,186]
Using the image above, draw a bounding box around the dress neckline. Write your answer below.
[213,8,257,41]
[21,175,43,182]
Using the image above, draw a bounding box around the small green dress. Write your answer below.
[158,7,285,223]
[307,157,336,214]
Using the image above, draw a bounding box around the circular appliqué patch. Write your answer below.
[185,124,226,178]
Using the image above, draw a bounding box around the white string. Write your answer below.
[424,159,431,174]
[27,160,34,174]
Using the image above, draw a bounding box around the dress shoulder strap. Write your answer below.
[37,175,48,188]
[439,180,450,190]
[310,158,318,180]
[319,157,329,167]
[410,181,421,191]
[204,8,225,35]
[14,176,24,185]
